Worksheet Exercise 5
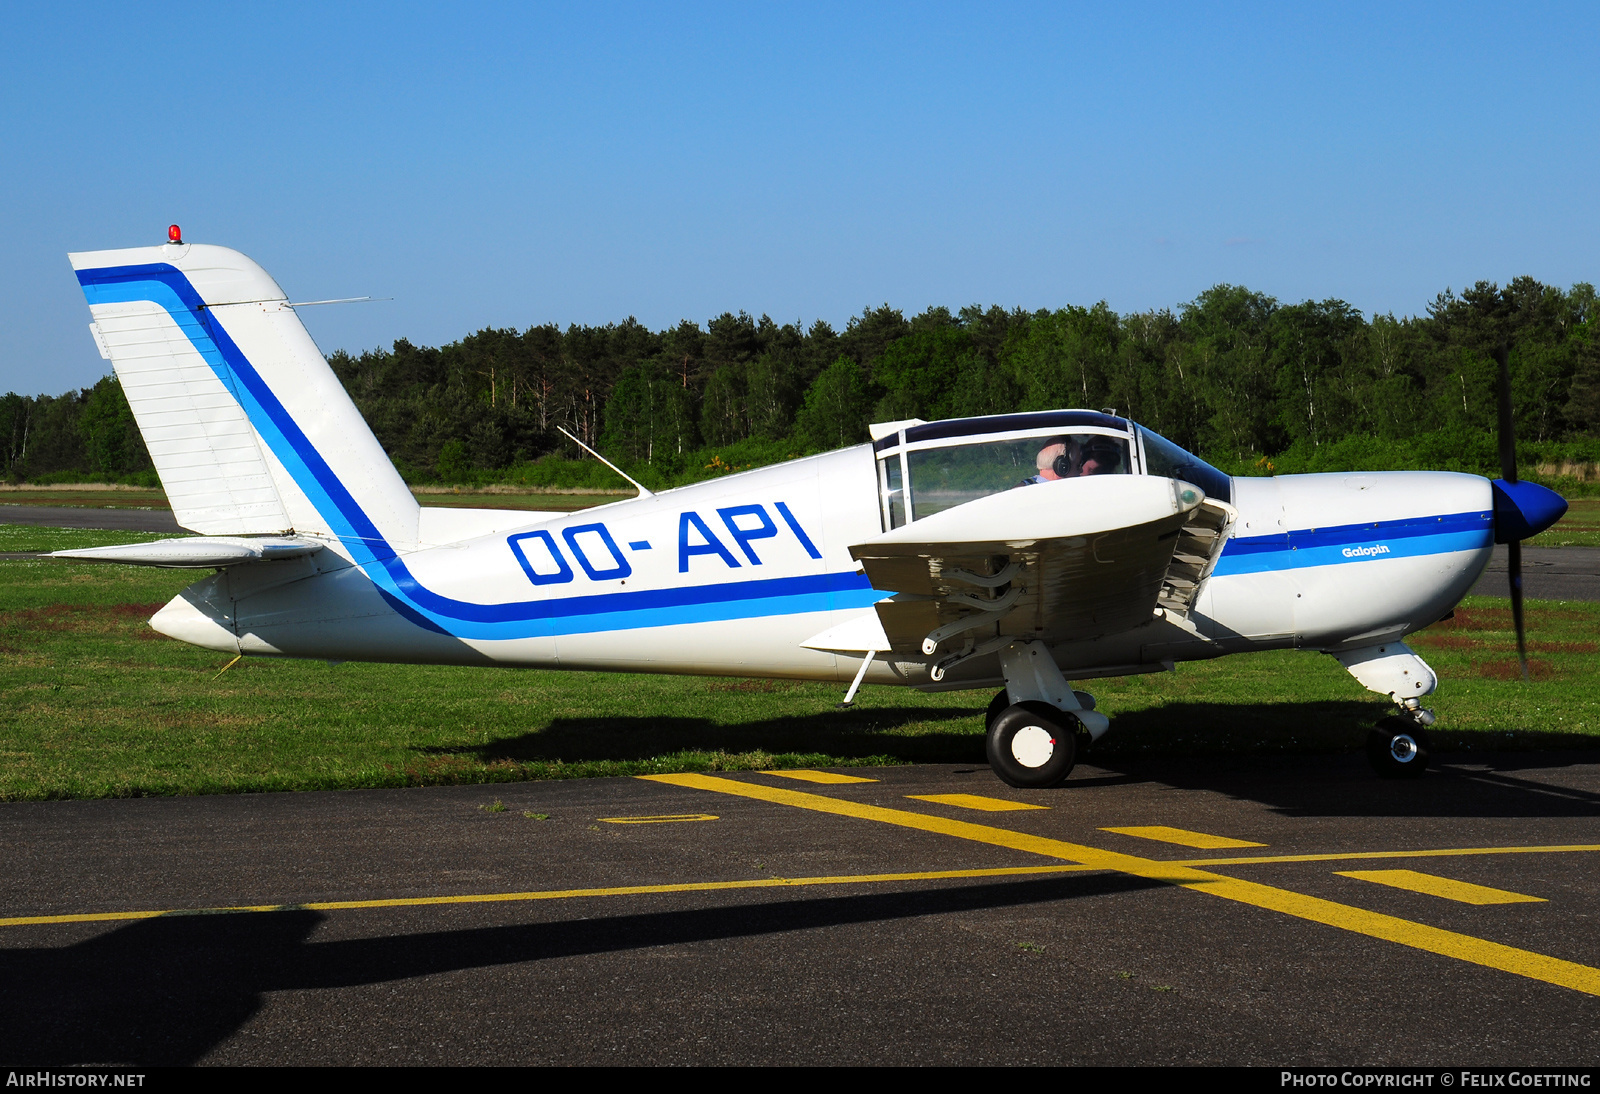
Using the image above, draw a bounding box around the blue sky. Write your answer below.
[3,2,1597,395]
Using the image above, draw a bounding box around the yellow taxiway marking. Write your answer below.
[761,770,878,784]
[1101,825,1265,849]
[597,813,720,824]
[1181,844,1600,868]
[908,794,1049,812]
[641,773,1600,997]
[0,865,1092,929]
[1336,869,1547,905]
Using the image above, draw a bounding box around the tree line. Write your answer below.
[5,276,1598,489]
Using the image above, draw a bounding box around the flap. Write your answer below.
[800,610,892,653]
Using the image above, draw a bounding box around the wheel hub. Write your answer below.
[1389,734,1419,763]
[1010,725,1055,768]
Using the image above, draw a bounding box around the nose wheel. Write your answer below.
[1367,715,1432,779]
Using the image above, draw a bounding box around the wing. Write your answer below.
[849,476,1205,659]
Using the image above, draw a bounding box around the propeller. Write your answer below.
[1493,345,1527,680]
[1490,344,1568,681]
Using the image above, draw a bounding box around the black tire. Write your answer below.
[984,689,1010,731]
[986,702,1077,789]
[1367,717,1431,779]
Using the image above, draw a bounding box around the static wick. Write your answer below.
[213,654,243,680]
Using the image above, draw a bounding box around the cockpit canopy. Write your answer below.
[871,410,1231,529]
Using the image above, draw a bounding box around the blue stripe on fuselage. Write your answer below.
[1212,511,1493,576]
[78,264,881,640]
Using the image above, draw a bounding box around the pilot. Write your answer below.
[1021,437,1072,485]
[1021,435,1123,485]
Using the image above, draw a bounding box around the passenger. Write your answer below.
[1077,435,1123,476]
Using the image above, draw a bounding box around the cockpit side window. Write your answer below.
[888,432,1133,524]
[1138,428,1232,503]
[879,454,908,529]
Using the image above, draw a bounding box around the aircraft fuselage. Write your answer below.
[153,446,1495,692]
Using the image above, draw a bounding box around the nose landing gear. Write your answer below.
[1330,642,1440,780]
[1367,712,1433,779]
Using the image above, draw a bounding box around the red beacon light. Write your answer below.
[168,224,182,244]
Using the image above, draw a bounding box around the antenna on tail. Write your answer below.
[556,426,655,499]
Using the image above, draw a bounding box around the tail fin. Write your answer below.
[69,243,419,554]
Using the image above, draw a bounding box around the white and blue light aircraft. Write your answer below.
[57,235,1568,787]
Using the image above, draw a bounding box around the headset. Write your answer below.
[1047,435,1124,478]
[1051,443,1075,479]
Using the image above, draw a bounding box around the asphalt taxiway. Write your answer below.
[1472,544,1600,602]
[2,755,1597,1066]
[0,505,182,533]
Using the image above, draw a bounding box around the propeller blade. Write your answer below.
[1495,343,1530,679]
[1494,344,1517,484]
[1508,538,1528,681]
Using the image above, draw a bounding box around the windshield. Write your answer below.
[1139,429,1232,503]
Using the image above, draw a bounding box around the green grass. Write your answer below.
[412,490,618,512]
[0,485,171,509]
[0,557,1596,801]
[1528,497,1600,548]
[0,525,180,554]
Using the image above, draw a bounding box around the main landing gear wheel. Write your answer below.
[1367,716,1431,779]
[986,702,1077,789]
[986,690,1096,750]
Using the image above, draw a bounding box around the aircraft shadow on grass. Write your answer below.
[436,698,1402,767]
[431,704,990,765]
[0,873,1160,1066]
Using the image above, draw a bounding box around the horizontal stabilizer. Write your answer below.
[51,536,324,568]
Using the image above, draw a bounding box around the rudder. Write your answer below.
[70,241,419,554]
